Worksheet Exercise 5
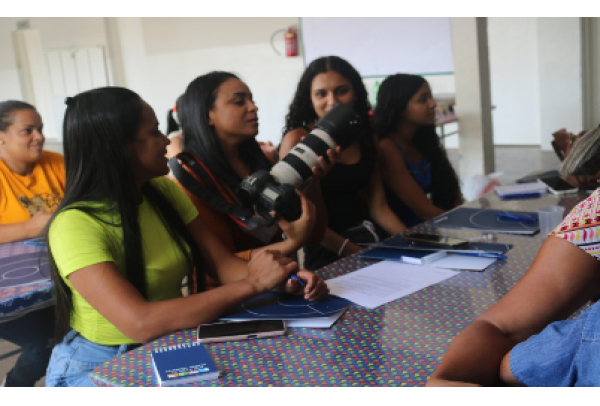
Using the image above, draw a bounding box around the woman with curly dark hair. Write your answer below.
[373,74,462,228]
[281,56,406,270]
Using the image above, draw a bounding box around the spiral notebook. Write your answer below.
[220,291,351,328]
[427,208,539,235]
[151,342,219,386]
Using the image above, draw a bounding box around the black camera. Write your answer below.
[238,103,362,222]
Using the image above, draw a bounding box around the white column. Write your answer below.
[12,28,58,141]
[103,17,151,101]
[103,17,126,87]
[537,18,582,151]
[451,17,495,178]
[586,17,600,129]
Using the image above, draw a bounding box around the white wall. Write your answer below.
[0,17,109,140]
[0,18,29,101]
[488,17,583,150]
[129,17,304,144]
[0,17,595,152]
[537,18,582,152]
[488,18,541,146]
[0,17,455,146]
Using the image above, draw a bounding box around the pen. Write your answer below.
[453,252,507,260]
[496,212,538,223]
[500,192,544,200]
[432,216,448,224]
[289,274,306,287]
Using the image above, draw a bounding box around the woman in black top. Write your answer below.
[281,56,407,270]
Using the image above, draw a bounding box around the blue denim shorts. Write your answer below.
[46,330,139,387]
[509,300,600,387]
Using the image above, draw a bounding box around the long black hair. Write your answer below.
[0,100,36,131]
[48,87,205,341]
[373,73,462,210]
[166,95,182,135]
[179,71,271,192]
[283,56,376,171]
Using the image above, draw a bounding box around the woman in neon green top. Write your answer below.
[45,87,328,387]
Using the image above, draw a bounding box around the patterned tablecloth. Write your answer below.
[90,191,592,387]
[0,242,54,319]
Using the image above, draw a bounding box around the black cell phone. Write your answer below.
[538,177,578,195]
[402,232,469,249]
[196,320,286,343]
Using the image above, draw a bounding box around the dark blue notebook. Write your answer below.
[360,248,446,264]
[427,208,539,235]
[220,291,351,321]
[381,234,513,254]
[151,342,219,386]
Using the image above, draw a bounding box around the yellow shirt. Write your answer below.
[49,177,199,345]
[0,150,66,224]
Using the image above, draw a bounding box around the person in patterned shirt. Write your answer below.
[427,126,600,387]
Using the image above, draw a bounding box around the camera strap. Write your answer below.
[169,153,256,229]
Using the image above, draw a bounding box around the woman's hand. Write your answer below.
[552,128,586,161]
[258,141,278,162]
[284,269,329,301]
[25,210,53,238]
[244,249,298,293]
[289,129,341,179]
[565,171,600,189]
[311,146,341,179]
[275,190,316,248]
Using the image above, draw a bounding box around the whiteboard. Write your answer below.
[301,17,454,77]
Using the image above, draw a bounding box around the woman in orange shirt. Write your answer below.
[0,100,65,387]
[0,100,65,243]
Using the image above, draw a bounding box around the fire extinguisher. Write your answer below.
[271,26,299,57]
[284,26,298,57]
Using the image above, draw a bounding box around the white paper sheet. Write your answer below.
[326,261,458,309]
[285,309,348,328]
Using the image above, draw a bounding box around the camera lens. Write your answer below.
[239,103,362,221]
[270,104,361,188]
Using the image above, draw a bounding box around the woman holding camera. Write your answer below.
[45,87,328,386]
[174,72,335,270]
[281,56,407,270]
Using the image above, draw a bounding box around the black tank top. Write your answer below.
[319,151,371,234]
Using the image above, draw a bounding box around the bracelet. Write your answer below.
[338,238,350,257]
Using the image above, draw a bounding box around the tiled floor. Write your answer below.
[0,145,561,388]
[447,145,561,186]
